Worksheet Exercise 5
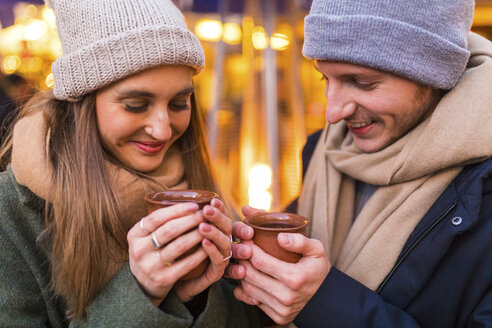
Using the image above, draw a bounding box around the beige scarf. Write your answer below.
[298,32,492,291]
[10,108,189,293]
[11,110,188,227]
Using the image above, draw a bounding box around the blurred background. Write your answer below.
[1,0,492,214]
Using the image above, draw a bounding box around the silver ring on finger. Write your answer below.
[222,250,232,262]
[150,233,161,249]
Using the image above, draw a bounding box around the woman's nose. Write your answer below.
[145,108,172,140]
[324,84,356,124]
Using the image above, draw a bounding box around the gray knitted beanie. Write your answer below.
[303,0,475,89]
[45,0,205,101]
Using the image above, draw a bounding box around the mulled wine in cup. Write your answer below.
[244,212,309,263]
[144,189,219,280]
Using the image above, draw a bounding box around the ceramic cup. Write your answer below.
[244,212,309,263]
[144,189,219,280]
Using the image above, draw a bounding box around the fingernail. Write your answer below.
[241,224,253,235]
[200,223,212,232]
[238,246,248,258]
[279,233,292,245]
[203,238,212,246]
[204,206,215,216]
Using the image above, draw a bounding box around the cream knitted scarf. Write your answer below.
[11,110,188,227]
[298,32,492,291]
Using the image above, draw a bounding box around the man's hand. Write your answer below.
[226,206,331,325]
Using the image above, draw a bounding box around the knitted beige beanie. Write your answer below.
[45,0,205,101]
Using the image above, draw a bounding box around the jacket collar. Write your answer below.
[379,157,492,307]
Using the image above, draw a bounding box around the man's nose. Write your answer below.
[324,83,356,124]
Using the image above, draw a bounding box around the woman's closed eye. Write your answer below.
[169,102,191,111]
[124,101,148,113]
[169,95,192,112]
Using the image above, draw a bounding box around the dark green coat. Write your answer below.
[0,167,261,327]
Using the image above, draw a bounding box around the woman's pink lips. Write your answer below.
[132,141,166,154]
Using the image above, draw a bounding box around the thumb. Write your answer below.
[241,205,266,218]
[277,233,325,258]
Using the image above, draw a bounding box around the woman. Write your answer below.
[0,0,260,326]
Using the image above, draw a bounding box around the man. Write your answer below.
[227,0,492,327]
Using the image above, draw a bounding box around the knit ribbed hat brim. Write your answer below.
[52,25,204,101]
[303,14,471,89]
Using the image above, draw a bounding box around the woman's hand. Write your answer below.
[174,198,233,302]
[226,206,331,325]
[127,202,207,304]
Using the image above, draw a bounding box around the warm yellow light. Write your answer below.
[3,55,21,73]
[249,163,272,189]
[227,55,248,76]
[252,26,268,50]
[473,7,492,26]
[223,22,242,44]
[194,19,223,42]
[45,73,54,88]
[270,33,290,51]
[27,57,43,72]
[249,190,272,211]
[24,19,48,41]
[248,163,272,211]
[49,38,63,59]
[24,5,38,18]
[0,25,25,55]
[41,6,57,29]
[9,24,25,40]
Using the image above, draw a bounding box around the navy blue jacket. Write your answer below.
[293,132,492,328]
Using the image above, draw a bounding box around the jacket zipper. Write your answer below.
[376,201,458,294]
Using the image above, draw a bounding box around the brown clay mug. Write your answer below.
[144,189,219,280]
[244,212,309,263]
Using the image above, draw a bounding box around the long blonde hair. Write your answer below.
[0,90,217,318]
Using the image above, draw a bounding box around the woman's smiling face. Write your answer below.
[316,61,440,153]
[95,65,193,173]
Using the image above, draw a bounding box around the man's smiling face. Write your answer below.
[316,61,440,153]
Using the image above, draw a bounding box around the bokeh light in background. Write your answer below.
[45,72,54,88]
[270,33,290,51]
[1,0,492,214]
[0,3,61,89]
[195,19,223,42]
[251,26,268,50]
[248,163,273,211]
[223,22,242,44]
[3,55,21,74]
[194,19,243,44]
